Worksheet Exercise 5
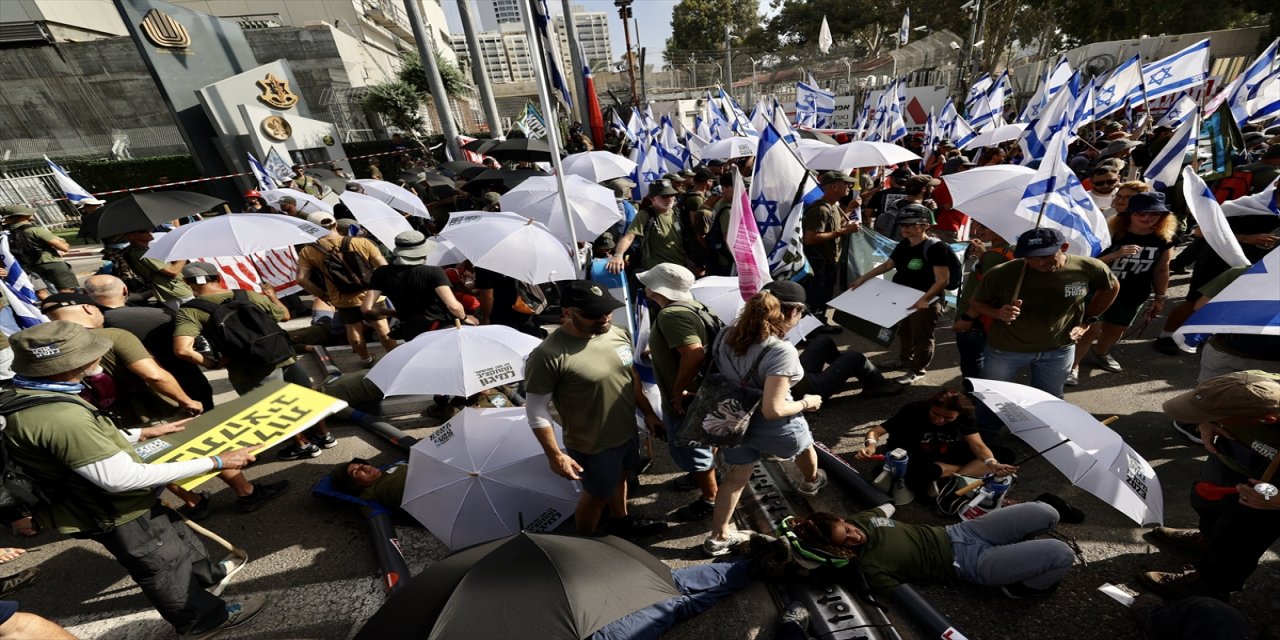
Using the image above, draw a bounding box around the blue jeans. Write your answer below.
[588,559,753,640]
[946,502,1074,590]
[664,412,716,473]
[976,345,1074,437]
[954,327,987,380]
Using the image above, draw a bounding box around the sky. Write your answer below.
[439,0,775,69]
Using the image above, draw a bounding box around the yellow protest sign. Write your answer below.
[133,381,347,490]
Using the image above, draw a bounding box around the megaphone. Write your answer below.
[872,448,914,505]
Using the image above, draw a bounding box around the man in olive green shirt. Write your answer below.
[331,458,408,507]
[802,171,861,331]
[121,230,192,310]
[1,204,76,292]
[606,180,692,274]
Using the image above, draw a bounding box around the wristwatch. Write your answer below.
[1082,315,1100,325]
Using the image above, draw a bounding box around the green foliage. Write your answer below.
[665,0,763,65]
[55,155,201,193]
[1049,0,1270,49]
[399,50,471,99]
[362,80,428,137]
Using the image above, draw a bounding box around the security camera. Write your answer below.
[949,42,961,50]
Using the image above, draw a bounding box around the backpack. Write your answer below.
[923,237,964,291]
[512,280,549,315]
[663,300,725,377]
[309,236,375,294]
[703,203,734,275]
[6,226,45,267]
[0,391,92,514]
[183,290,294,368]
[1211,170,1253,204]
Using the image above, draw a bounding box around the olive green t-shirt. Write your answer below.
[681,191,708,233]
[3,390,153,535]
[362,463,408,507]
[96,327,177,424]
[124,245,192,302]
[627,207,687,270]
[524,325,636,454]
[848,508,959,596]
[649,302,710,415]
[802,200,844,264]
[173,290,295,386]
[973,255,1117,352]
[12,224,61,264]
[955,243,1013,318]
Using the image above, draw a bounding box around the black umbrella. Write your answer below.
[418,171,455,188]
[487,138,560,162]
[797,128,839,145]
[77,210,102,239]
[353,533,681,640]
[397,170,427,184]
[460,168,549,195]
[96,191,226,238]
[461,138,501,154]
[458,165,488,181]
[440,160,484,177]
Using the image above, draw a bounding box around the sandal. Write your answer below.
[0,548,25,564]
[9,517,39,538]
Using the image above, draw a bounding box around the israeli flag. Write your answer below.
[1068,82,1094,138]
[1155,92,1197,129]
[44,156,95,205]
[629,137,663,201]
[1013,130,1108,257]
[795,77,836,129]
[1134,39,1210,105]
[1143,109,1199,190]
[657,115,686,173]
[1020,72,1080,165]
[247,152,277,191]
[1176,246,1280,346]
[969,72,1009,131]
[721,87,757,137]
[612,110,636,143]
[1245,70,1280,124]
[706,93,733,141]
[1019,57,1073,122]
[881,80,908,142]
[965,74,993,114]
[899,9,910,46]
[531,0,573,108]
[1181,167,1251,269]
[769,98,799,145]
[949,110,978,149]
[750,122,822,281]
[1094,54,1142,119]
[851,103,871,141]
[1229,38,1278,126]
[1222,177,1280,218]
[0,235,47,335]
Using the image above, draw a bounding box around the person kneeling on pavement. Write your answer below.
[788,501,1075,598]
[1,322,267,638]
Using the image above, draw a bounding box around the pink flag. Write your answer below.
[727,168,772,299]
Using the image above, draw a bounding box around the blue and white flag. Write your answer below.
[657,115,687,173]
[1222,177,1280,218]
[1094,54,1142,119]
[1020,72,1080,165]
[44,156,96,205]
[530,0,573,108]
[881,79,908,142]
[721,87,757,137]
[950,112,978,149]
[1181,167,1251,269]
[0,235,47,336]
[1144,109,1199,190]
[921,108,937,170]
[247,152,277,191]
[706,93,733,141]
[612,110,636,143]
[1155,92,1197,129]
[694,114,712,142]
[629,137,663,201]
[899,9,910,46]
[1019,57,1073,123]
[969,72,1009,131]
[1245,70,1280,124]
[750,122,822,281]
[770,98,799,145]
[1068,82,1095,138]
[749,98,769,134]
[965,74,993,114]
[1134,38,1210,105]
[1229,38,1279,126]
[1176,246,1279,346]
[1013,130,1108,257]
[851,102,871,141]
[795,76,836,129]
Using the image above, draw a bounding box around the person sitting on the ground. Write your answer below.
[855,389,1017,493]
[330,458,407,507]
[788,501,1075,598]
[790,335,902,400]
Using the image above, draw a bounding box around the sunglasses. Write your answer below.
[571,308,608,321]
[1094,179,1118,186]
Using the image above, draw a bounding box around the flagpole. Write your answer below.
[1009,175,1057,304]
[519,0,580,271]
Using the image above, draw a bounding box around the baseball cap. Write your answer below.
[692,167,715,182]
[1163,370,1280,423]
[180,261,221,284]
[1125,192,1169,214]
[1014,228,1066,258]
[244,190,261,198]
[560,280,624,316]
[762,280,806,305]
[895,203,935,226]
[307,211,336,227]
[0,204,36,219]
[278,196,297,206]
[818,170,858,185]
[9,321,113,378]
[637,264,695,302]
[39,292,97,313]
[905,175,941,191]
[706,159,726,167]
[77,197,106,206]
[889,167,914,181]
[647,179,679,197]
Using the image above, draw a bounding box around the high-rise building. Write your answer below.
[451,31,513,83]
[452,5,611,87]
[470,0,522,32]
[552,7,610,73]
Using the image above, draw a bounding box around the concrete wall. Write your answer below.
[2,0,127,39]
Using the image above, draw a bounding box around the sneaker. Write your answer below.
[672,474,699,491]
[183,594,269,640]
[1094,351,1123,372]
[608,515,668,539]
[177,492,212,522]
[1150,527,1209,552]
[896,372,922,386]
[778,601,810,634]
[816,323,843,335]
[310,432,337,449]
[876,359,904,370]
[1152,337,1186,356]
[0,567,38,598]
[1000,581,1059,599]
[359,356,377,369]
[862,383,905,398]
[671,498,715,522]
[703,530,749,557]
[237,480,290,513]
[209,552,248,597]
[797,469,828,496]
[1171,421,1203,444]
[277,442,321,460]
[1138,568,1225,600]
[1065,368,1079,386]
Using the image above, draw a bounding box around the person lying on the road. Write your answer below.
[330,458,407,508]
[787,501,1075,598]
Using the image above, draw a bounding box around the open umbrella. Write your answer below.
[355,179,429,218]
[961,123,1029,151]
[418,171,455,188]
[339,192,413,248]
[458,165,488,181]
[561,151,638,183]
[689,276,745,324]
[803,141,921,171]
[439,211,578,283]
[95,191,226,238]
[462,138,501,155]
[460,168,549,195]
[423,237,467,267]
[260,188,334,214]
[797,128,839,144]
[303,167,349,192]
[966,377,1163,526]
[941,165,1038,247]
[367,324,541,397]
[400,407,581,550]
[441,160,485,177]
[140,213,328,261]
[353,530,681,640]
[700,136,758,161]
[487,138,558,162]
[501,175,621,242]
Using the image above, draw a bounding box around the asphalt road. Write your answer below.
[8,252,1276,639]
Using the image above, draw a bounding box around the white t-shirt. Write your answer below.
[1090,191,1115,212]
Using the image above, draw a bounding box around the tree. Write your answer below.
[1049,0,1269,49]
[765,0,969,58]
[665,0,762,67]
[398,50,471,99]
[362,80,429,147]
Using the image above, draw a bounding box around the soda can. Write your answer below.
[884,448,910,479]
[1255,482,1278,501]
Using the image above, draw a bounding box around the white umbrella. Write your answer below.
[260,188,333,214]
[142,214,328,261]
[804,141,921,171]
[339,191,413,248]
[501,175,621,243]
[689,276,745,324]
[967,378,1163,526]
[941,165,1037,246]
[355,179,430,218]
[367,324,542,397]
[561,151,638,183]
[402,407,580,550]
[423,237,467,267]
[961,123,1029,151]
[439,211,579,284]
[701,136,758,160]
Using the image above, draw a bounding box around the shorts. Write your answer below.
[30,261,78,291]
[664,412,715,473]
[722,415,813,466]
[567,435,640,499]
[1101,296,1145,327]
[336,306,366,325]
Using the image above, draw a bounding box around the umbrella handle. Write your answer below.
[1101,416,1119,426]
[955,478,985,496]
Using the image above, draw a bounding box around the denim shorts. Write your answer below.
[567,435,640,499]
[664,412,716,472]
[721,415,813,465]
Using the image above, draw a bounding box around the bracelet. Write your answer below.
[1154,294,1167,299]
[801,399,811,410]
[212,455,223,470]
[984,458,997,466]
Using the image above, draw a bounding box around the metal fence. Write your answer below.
[0,165,75,230]
[0,125,188,162]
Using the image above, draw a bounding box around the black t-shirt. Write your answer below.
[369,264,453,338]
[868,187,907,216]
[1191,214,1280,292]
[101,304,214,410]
[889,238,952,293]
[1104,232,1174,302]
[882,400,978,455]
[474,267,522,327]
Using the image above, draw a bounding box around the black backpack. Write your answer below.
[664,300,726,378]
[183,290,294,368]
[924,238,964,291]
[0,391,87,513]
[6,226,45,267]
[310,236,375,294]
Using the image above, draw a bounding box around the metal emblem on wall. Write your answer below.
[261,115,293,141]
[257,73,299,109]
[140,9,191,49]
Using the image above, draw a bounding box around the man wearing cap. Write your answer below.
[363,230,473,340]
[635,264,719,521]
[524,281,667,537]
[275,196,300,218]
[1,205,76,294]
[875,175,940,241]
[967,229,1119,411]
[1140,371,1280,600]
[865,167,912,226]
[330,458,408,506]
[607,180,694,275]
[802,171,862,332]
[679,167,719,270]
[2,321,266,638]
[291,165,323,198]
[120,230,193,310]
[297,212,395,368]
